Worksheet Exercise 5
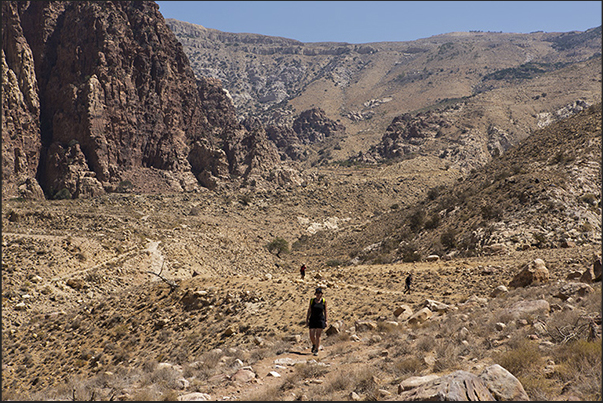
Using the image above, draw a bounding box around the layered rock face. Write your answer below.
[1,1,44,199]
[1,1,283,199]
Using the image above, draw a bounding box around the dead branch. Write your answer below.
[146,259,178,292]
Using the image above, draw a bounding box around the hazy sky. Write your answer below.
[156,1,602,44]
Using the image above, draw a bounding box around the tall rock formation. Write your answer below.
[2,1,44,199]
[1,1,283,199]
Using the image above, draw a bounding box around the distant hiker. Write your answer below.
[405,272,413,294]
[300,264,306,280]
[306,287,327,355]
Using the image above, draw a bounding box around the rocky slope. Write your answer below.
[1,3,601,401]
[166,18,602,168]
[290,104,602,267]
[1,104,600,401]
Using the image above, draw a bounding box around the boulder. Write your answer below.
[423,299,455,313]
[325,323,341,336]
[178,393,212,401]
[579,256,602,283]
[393,304,413,320]
[554,282,595,301]
[490,285,509,298]
[509,258,549,288]
[407,307,433,325]
[505,299,550,320]
[483,243,507,255]
[426,254,440,262]
[180,290,210,310]
[398,374,440,393]
[479,364,530,401]
[355,320,378,332]
[397,370,494,400]
[232,368,256,383]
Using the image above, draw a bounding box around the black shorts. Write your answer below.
[308,317,326,329]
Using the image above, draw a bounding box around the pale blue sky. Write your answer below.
[156,1,602,44]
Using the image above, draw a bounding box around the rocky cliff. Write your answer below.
[1,1,286,200]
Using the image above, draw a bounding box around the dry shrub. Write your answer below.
[415,333,436,352]
[519,373,557,401]
[553,339,602,400]
[324,330,351,346]
[433,339,462,372]
[351,366,381,400]
[377,321,403,334]
[295,362,330,380]
[392,356,427,377]
[249,347,271,363]
[146,367,181,389]
[246,383,282,401]
[494,338,543,377]
[390,339,413,358]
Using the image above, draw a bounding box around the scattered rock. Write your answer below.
[508,258,549,288]
[426,254,440,262]
[579,255,602,283]
[393,304,413,320]
[423,299,455,313]
[407,307,433,325]
[66,278,87,290]
[355,320,377,332]
[479,364,529,401]
[505,299,550,320]
[397,370,495,400]
[325,323,341,336]
[232,368,256,383]
[398,374,440,393]
[554,282,594,301]
[178,392,212,401]
[490,285,509,298]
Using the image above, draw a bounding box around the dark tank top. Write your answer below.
[309,297,326,328]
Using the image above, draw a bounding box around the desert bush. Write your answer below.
[392,356,426,376]
[553,339,602,400]
[519,373,557,401]
[53,188,72,200]
[266,237,289,256]
[249,347,272,363]
[424,212,441,229]
[325,259,343,267]
[481,204,502,220]
[145,366,181,389]
[415,333,436,352]
[295,362,331,380]
[400,242,421,262]
[247,383,282,400]
[324,368,352,392]
[494,338,543,377]
[377,321,403,334]
[408,208,426,232]
[433,339,462,372]
[440,227,457,249]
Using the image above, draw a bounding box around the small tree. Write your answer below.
[267,237,289,257]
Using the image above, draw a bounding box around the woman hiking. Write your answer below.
[306,287,327,355]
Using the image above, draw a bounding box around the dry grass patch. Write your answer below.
[552,339,602,400]
[391,355,428,377]
[494,338,543,377]
[432,339,463,372]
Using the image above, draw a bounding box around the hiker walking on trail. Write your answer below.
[300,263,306,280]
[306,287,327,355]
[405,272,413,294]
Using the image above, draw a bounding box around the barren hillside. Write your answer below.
[2,106,601,401]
